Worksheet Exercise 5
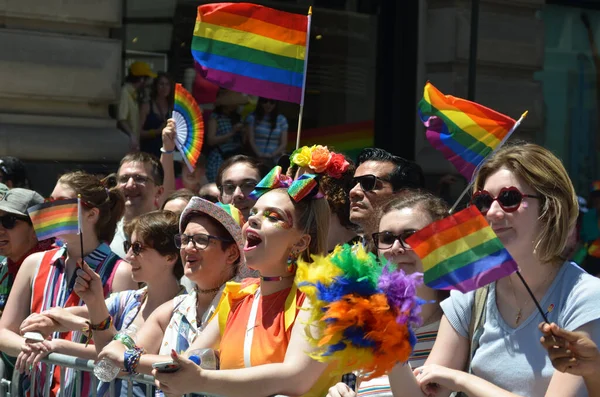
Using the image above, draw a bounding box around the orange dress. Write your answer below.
[217,279,338,397]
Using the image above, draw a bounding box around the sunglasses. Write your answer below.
[123,241,145,256]
[351,174,391,192]
[174,233,232,250]
[372,230,417,250]
[0,214,30,230]
[471,186,541,215]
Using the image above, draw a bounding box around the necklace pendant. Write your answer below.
[515,309,522,325]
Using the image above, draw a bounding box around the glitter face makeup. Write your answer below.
[250,208,293,229]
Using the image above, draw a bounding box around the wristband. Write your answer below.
[82,316,112,347]
[124,346,145,374]
[160,147,175,154]
[113,333,136,350]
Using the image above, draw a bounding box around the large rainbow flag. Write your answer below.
[192,3,309,104]
[27,198,80,241]
[406,206,518,293]
[418,82,524,180]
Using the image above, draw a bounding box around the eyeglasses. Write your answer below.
[351,174,391,192]
[372,230,417,250]
[174,233,233,250]
[219,181,258,196]
[0,214,30,230]
[117,174,155,185]
[471,186,541,215]
[123,240,145,256]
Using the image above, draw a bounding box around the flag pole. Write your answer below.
[295,6,312,150]
[77,195,84,261]
[449,111,529,213]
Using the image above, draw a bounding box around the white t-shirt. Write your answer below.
[110,219,127,259]
[442,262,600,397]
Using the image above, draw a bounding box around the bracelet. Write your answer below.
[160,147,175,154]
[82,316,112,347]
[124,346,145,374]
[113,332,136,350]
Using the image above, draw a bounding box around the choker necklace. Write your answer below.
[195,285,222,294]
[260,275,294,282]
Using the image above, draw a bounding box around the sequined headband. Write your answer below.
[249,166,322,202]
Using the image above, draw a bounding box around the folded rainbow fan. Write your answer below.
[296,243,423,380]
[173,83,204,172]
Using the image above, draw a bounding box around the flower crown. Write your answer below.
[290,145,350,179]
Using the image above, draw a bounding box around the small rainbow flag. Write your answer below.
[27,198,80,241]
[173,84,204,172]
[418,82,526,180]
[405,206,518,293]
[192,2,310,104]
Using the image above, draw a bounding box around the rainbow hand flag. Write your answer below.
[418,82,526,180]
[405,206,518,293]
[27,198,80,241]
[192,2,309,104]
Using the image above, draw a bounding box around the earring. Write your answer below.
[287,250,298,273]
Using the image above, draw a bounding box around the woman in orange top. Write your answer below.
[153,166,339,397]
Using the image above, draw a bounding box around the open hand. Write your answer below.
[16,338,53,374]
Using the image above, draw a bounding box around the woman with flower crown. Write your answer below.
[288,145,359,251]
[152,165,341,397]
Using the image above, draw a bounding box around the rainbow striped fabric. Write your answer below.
[27,198,79,240]
[192,2,309,103]
[173,83,204,172]
[406,206,518,293]
[418,82,517,180]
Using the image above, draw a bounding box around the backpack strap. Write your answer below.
[466,285,490,372]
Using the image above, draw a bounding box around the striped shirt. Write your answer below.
[246,113,288,155]
[356,321,440,397]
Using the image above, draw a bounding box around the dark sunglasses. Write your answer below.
[0,214,30,230]
[351,174,391,192]
[123,241,145,256]
[174,233,232,250]
[471,186,541,215]
[372,230,417,250]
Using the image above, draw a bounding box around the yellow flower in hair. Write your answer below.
[291,146,312,167]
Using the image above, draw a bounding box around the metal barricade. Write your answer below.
[7,352,157,397]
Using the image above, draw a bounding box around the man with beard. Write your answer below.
[110,152,164,258]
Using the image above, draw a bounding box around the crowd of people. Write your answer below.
[0,66,599,397]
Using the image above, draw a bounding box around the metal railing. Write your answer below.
[1,352,157,397]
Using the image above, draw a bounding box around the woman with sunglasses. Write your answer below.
[387,143,600,397]
[19,210,185,396]
[246,97,288,166]
[327,191,449,397]
[150,167,340,397]
[95,198,246,383]
[0,171,137,396]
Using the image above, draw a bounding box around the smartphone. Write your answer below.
[23,332,45,342]
[152,361,180,373]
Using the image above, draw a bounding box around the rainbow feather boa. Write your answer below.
[296,243,423,380]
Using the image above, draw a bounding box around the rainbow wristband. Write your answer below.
[124,347,144,374]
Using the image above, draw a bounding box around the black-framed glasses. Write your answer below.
[123,240,145,256]
[471,186,542,215]
[372,230,417,250]
[219,181,258,196]
[174,233,233,250]
[0,214,29,230]
[117,174,155,185]
[351,174,391,192]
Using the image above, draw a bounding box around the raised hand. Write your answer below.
[162,119,177,152]
[73,260,104,306]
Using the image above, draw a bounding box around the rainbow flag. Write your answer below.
[27,198,80,241]
[418,82,525,180]
[192,3,309,104]
[405,206,518,293]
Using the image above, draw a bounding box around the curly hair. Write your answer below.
[319,157,356,230]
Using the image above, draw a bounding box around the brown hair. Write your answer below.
[319,157,356,230]
[473,143,578,264]
[161,189,194,212]
[270,189,330,262]
[215,155,268,189]
[58,171,125,243]
[124,210,183,279]
[119,152,164,185]
[381,190,449,224]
